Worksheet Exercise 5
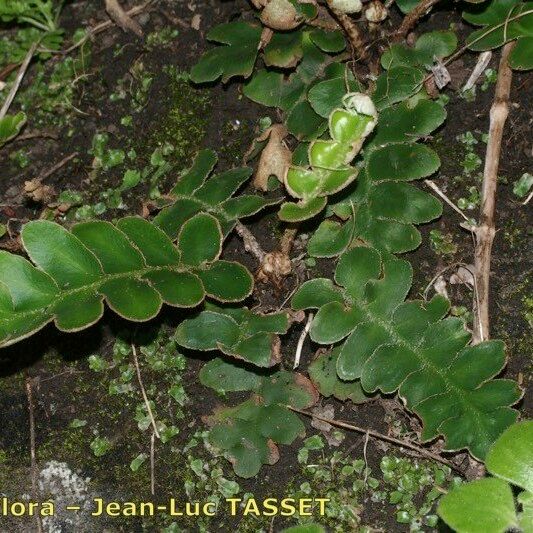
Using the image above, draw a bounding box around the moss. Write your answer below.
[145,75,211,169]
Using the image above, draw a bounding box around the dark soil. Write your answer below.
[0,1,531,532]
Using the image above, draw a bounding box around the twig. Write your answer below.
[463,51,493,92]
[105,0,143,37]
[235,221,266,263]
[280,227,297,256]
[424,180,471,223]
[0,62,20,82]
[288,405,464,474]
[38,152,78,181]
[0,42,37,120]
[25,373,43,533]
[13,130,59,142]
[522,190,533,206]
[294,313,314,369]
[150,431,156,496]
[62,1,153,54]
[472,42,515,343]
[161,9,190,29]
[132,344,160,439]
[363,430,369,483]
[394,0,441,40]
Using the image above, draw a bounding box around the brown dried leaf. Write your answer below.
[294,372,320,408]
[24,180,55,204]
[253,124,291,191]
[266,439,280,465]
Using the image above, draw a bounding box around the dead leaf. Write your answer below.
[294,372,320,408]
[431,58,451,90]
[450,265,475,288]
[257,251,292,285]
[191,14,201,30]
[266,440,280,465]
[434,275,449,299]
[253,124,291,191]
[311,404,345,446]
[24,180,55,204]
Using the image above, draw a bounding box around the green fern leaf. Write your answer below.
[175,304,289,367]
[292,246,522,459]
[205,370,317,477]
[0,215,252,348]
[318,99,445,256]
[154,149,280,237]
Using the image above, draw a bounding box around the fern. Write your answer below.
[464,0,533,70]
[278,92,377,222]
[292,246,522,459]
[154,149,280,238]
[175,303,289,367]
[202,366,317,478]
[0,214,252,347]
[312,98,445,256]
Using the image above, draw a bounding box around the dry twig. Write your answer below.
[394,0,441,40]
[0,42,37,120]
[463,51,493,92]
[472,42,515,343]
[293,313,314,369]
[38,152,79,182]
[25,373,43,533]
[325,1,368,62]
[132,344,160,439]
[235,221,266,263]
[62,1,152,54]
[105,0,144,36]
[150,431,156,496]
[424,179,470,223]
[289,405,464,474]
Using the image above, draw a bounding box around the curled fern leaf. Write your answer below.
[279,92,377,221]
[292,246,522,459]
[0,215,253,348]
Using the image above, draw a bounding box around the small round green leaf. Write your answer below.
[174,311,240,351]
[438,478,518,533]
[199,357,262,392]
[367,143,440,182]
[100,278,162,321]
[22,220,103,289]
[177,213,222,266]
[486,421,533,493]
[198,260,253,302]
